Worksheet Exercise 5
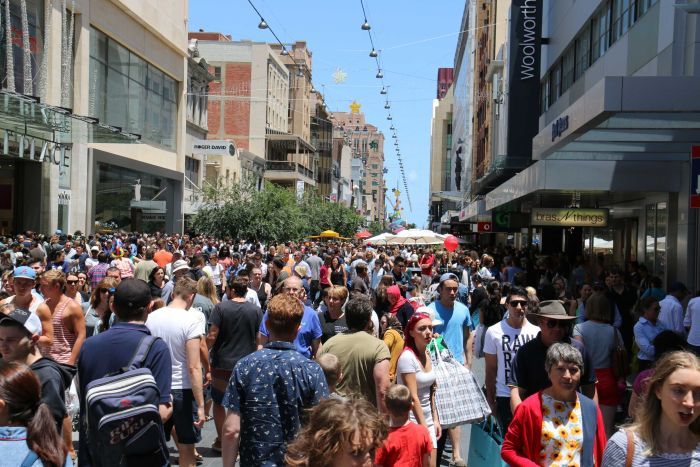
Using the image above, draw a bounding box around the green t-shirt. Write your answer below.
[320,331,390,407]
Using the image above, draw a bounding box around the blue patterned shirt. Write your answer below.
[223,341,329,466]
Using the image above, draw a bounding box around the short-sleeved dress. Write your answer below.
[397,349,438,448]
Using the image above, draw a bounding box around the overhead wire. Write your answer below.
[358,0,412,213]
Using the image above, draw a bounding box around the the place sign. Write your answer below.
[531,208,609,227]
[1,129,70,167]
[191,139,236,156]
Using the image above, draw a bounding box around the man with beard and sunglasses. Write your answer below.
[509,300,597,414]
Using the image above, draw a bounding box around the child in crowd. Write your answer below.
[316,353,345,400]
[375,384,432,467]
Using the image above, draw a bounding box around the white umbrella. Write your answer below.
[385,229,447,245]
[365,232,395,245]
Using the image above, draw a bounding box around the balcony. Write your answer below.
[264,160,316,187]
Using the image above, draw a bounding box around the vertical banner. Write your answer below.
[506,0,543,164]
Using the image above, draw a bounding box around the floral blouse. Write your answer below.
[540,394,584,467]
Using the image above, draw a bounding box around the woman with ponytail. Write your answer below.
[0,361,70,466]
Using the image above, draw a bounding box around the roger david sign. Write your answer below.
[531,208,609,227]
[191,140,236,156]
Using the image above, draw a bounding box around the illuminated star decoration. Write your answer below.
[332,67,347,84]
[349,100,361,113]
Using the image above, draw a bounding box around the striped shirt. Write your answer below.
[603,430,700,466]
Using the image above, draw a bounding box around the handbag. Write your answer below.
[467,416,508,467]
[611,326,628,379]
[430,340,491,428]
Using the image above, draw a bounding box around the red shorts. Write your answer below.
[595,367,622,406]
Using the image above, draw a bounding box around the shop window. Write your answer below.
[89,28,177,149]
[645,202,666,277]
[561,48,575,93]
[185,156,200,190]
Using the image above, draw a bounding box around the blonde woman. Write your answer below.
[197,275,219,305]
[603,351,700,464]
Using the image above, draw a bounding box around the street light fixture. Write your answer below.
[369,49,378,57]
[258,19,268,29]
[376,69,384,79]
[361,21,371,30]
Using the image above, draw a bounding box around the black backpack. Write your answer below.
[84,335,169,466]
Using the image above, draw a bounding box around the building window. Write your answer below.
[645,201,666,277]
[185,156,200,189]
[89,28,178,149]
[0,0,45,96]
[212,66,221,81]
[548,64,561,106]
[561,47,575,93]
[574,31,591,81]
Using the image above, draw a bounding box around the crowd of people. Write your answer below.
[0,229,698,466]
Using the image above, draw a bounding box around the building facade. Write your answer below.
[333,107,385,222]
[0,0,189,235]
[467,0,700,290]
[428,84,457,233]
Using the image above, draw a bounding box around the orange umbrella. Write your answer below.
[355,230,372,239]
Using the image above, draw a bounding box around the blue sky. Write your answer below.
[189,1,465,227]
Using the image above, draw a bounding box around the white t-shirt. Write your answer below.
[684,296,700,346]
[146,306,201,390]
[483,318,540,397]
[203,263,223,286]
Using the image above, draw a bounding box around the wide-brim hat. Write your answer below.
[532,300,577,320]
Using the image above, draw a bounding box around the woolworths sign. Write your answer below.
[531,208,609,227]
[506,0,542,165]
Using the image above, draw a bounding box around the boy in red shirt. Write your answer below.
[375,384,432,467]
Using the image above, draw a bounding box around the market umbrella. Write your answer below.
[355,230,372,239]
[309,230,349,240]
[365,232,395,245]
[384,229,447,245]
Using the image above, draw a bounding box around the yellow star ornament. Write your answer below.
[349,101,361,113]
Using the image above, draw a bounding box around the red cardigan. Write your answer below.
[501,391,607,467]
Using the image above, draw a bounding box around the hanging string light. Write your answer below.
[358,0,412,212]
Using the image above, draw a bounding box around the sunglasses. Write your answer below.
[544,319,572,329]
[66,280,78,285]
[509,300,528,308]
[99,288,116,295]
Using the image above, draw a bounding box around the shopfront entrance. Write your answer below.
[0,159,43,234]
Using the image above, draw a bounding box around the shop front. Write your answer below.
[481,76,699,287]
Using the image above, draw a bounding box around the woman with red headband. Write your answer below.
[396,311,441,466]
[387,285,415,327]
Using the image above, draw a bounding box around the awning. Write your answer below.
[0,90,141,146]
[484,76,699,212]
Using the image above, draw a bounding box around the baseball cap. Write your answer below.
[113,279,152,310]
[439,272,459,285]
[171,259,190,274]
[0,307,42,336]
[90,245,100,252]
[13,266,36,280]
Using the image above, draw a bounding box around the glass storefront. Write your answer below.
[94,162,170,232]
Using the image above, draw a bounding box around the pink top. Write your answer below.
[46,299,76,364]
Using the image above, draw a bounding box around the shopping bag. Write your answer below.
[430,341,491,427]
[468,416,508,467]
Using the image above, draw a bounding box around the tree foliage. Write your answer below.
[192,178,366,243]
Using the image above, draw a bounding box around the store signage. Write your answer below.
[477,221,493,233]
[191,139,236,156]
[506,0,543,165]
[551,115,569,141]
[493,210,529,231]
[1,129,70,167]
[691,145,700,209]
[531,208,609,227]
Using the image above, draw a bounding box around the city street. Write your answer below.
[157,358,486,466]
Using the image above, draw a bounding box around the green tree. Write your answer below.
[192,178,364,242]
